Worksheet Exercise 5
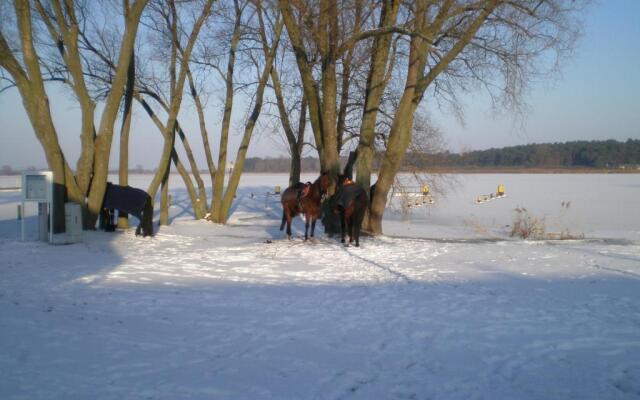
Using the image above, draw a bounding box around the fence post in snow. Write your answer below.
[17,204,22,241]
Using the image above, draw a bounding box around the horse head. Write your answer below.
[317,171,331,196]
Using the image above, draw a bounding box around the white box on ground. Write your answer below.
[50,203,83,245]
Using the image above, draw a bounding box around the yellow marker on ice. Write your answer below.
[274,185,281,195]
[497,184,505,196]
[422,184,430,195]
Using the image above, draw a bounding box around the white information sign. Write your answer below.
[21,171,53,242]
[24,174,49,201]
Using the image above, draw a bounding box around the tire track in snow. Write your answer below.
[589,263,640,278]
[342,246,413,284]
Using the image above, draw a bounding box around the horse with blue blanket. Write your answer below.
[100,183,154,237]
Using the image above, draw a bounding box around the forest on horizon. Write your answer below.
[241,138,640,172]
[3,138,638,175]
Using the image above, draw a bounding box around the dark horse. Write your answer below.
[99,183,154,237]
[333,175,368,247]
[280,172,330,240]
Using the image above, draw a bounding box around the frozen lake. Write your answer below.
[4,172,638,240]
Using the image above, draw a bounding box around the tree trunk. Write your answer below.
[160,163,170,225]
[318,0,340,181]
[368,102,416,234]
[262,12,305,188]
[367,0,427,235]
[0,2,89,231]
[147,0,214,205]
[118,49,135,229]
[367,0,497,234]
[187,66,217,196]
[211,0,242,220]
[216,15,282,223]
[34,0,97,198]
[355,0,400,196]
[289,147,302,187]
[137,96,203,220]
[278,0,326,165]
[291,97,307,187]
[85,0,148,228]
[175,122,207,218]
[117,103,132,229]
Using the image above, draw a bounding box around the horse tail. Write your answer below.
[355,192,368,226]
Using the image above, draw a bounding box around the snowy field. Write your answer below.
[1,173,639,399]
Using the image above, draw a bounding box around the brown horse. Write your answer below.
[333,175,368,247]
[280,172,330,240]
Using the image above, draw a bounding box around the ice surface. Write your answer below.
[1,173,639,399]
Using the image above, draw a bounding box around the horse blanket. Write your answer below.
[102,183,150,219]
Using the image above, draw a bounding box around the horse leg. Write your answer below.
[353,212,361,247]
[286,212,293,239]
[142,200,154,237]
[348,205,355,243]
[304,214,310,241]
[343,205,354,244]
[353,196,367,247]
[310,216,317,238]
[280,211,286,231]
[340,211,346,244]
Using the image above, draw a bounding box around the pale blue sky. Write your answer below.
[1,0,639,169]
[432,0,640,151]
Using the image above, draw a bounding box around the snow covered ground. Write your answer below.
[1,173,639,399]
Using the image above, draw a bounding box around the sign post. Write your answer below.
[21,171,53,242]
[20,171,82,244]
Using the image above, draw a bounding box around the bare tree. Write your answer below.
[118,27,136,228]
[343,0,585,234]
[258,2,307,186]
[144,0,215,224]
[211,1,284,223]
[75,1,211,225]
[0,0,148,229]
[209,0,245,221]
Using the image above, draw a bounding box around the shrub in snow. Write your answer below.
[510,207,546,239]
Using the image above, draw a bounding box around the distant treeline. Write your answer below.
[405,139,640,169]
[242,156,321,173]
[6,140,638,175]
[240,139,640,172]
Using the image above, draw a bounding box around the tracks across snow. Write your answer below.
[97,226,451,287]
